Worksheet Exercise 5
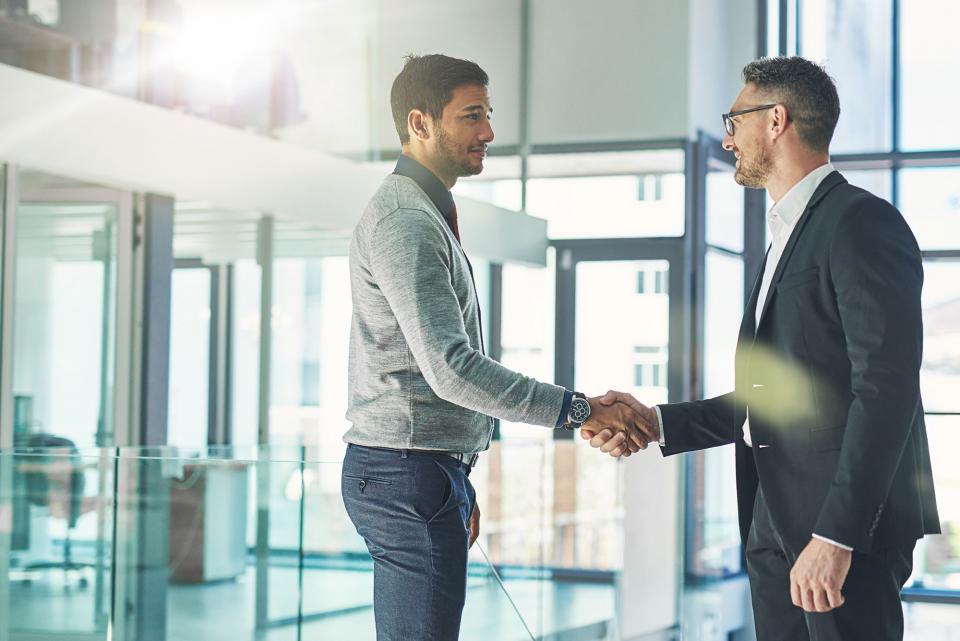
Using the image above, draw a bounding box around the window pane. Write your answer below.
[901,0,960,150]
[899,167,960,251]
[801,0,893,153]
[167,268,212,447]
[910,414,960,589]
[270,257,352,454]
[492,256,555,574]
[499,251,556,440]
[231,259,261,447]
[921,261,960,413]
[527,174,684,239]
[766,0,781,55]
[452,179,522,211]
[690,251,745,578]
[841,169,892,202]
[704,252,744,398]
[12,197,117,450]
[573,260,671,571]
[526,150,685,239]
[452,156,522,210]
[706,168,744,252]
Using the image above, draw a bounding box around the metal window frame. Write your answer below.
[0,165,16,449]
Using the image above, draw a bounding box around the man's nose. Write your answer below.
[480,118,494,143]
[722,131,735,152]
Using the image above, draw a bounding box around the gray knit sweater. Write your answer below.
[344,174,566,453]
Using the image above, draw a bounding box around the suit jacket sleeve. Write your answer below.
[659,392,742,456]
[813,198,924,551]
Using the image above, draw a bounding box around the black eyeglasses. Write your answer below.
[722,104,777,136]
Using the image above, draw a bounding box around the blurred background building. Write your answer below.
[0,1,957,640]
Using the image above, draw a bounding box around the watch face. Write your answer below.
[569,397,591,424]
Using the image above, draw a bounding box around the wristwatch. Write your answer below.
[562,392,591,430]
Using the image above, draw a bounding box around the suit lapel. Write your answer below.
[755,171,846,331]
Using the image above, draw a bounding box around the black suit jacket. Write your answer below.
[660,171,940,554]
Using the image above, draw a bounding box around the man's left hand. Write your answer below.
[469,502,480,548]
[789,537,852,612]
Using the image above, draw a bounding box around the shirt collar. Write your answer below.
[768,162,836,239]
[394,154,456,220]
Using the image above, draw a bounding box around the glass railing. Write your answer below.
[0,445,536,641]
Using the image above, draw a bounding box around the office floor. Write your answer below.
[4,565,959,641]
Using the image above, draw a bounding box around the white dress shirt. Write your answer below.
[656,163,852,550]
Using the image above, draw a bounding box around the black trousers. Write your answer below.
[746,488,915,641]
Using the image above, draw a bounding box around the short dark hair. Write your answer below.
[390,54,489,144]
[741,57,840,153]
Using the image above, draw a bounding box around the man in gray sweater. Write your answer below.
[342,54,651,641]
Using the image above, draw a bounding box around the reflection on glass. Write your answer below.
[901,0,960,150]
[12,199,117,449]
[920,261,960,413]
[573,260,670,571]
[4,450,114,637]
[0,1,145,99]
[167,268,212,448]
[800,0,893,152]
[899,168,960,251]
[0,2,377,154]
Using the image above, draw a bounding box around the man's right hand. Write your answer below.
[581,391,660,458]
[582,392,660,456]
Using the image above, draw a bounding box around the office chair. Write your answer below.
[17,433,96,589]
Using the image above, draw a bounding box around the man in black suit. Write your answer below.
[583,57,940,641]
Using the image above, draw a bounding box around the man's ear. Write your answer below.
[408,109,431,142]
[770,103,790,141]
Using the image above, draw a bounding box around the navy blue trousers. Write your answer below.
[342,444,476,641]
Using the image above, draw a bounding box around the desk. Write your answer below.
[169,461,249,583]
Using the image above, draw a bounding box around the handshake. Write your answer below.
[581,391,661,458]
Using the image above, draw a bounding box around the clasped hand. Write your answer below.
[582,391,660,457]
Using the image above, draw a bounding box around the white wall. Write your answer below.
[368,0,758,151]
[688,0,759,140]
[530,0,691,144]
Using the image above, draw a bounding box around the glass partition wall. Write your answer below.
[0,446,537,641]
[1,170,134,450]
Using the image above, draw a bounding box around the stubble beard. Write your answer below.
[435,124,483,179]
[734,142,771,189]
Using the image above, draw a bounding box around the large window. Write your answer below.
[900,0,960,150]
[899,167,960,252]
[799,0,893,153]
[526,150,686,239]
